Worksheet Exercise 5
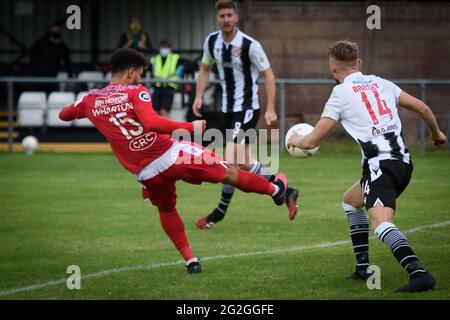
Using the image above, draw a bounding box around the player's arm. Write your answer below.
[136,106,196,134]
[261,67,277,125]
[192,63,213,117]
[193,35,215,117]
[288,118,337,149]
[398,91,447,147]
[133,88,205,134]
[250,42,277,125]
[59,99,86,121]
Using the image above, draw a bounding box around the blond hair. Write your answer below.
[329,40,359,68]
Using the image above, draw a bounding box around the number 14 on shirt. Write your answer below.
[360,90,393,125]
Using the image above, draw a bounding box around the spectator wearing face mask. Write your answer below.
[149,40,184,118]
[30,24,72,78]
[118,17,153,55]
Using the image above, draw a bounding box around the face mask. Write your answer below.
[159,48,171,57]
[50,32,61,39]
[129,23,141,32]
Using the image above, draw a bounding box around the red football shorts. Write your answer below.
[139,141,227,208]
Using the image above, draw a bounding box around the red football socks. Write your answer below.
[158,208,194,262]
[234,169,275,195]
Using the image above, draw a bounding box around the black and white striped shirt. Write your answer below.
[202,29,271,113]
[321,72,411,178]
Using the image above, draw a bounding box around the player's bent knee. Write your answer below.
[342,192,364,209]
[236,162,253,171]
[221,165,238,185]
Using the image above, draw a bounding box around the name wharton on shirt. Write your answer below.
[92,93,133,117]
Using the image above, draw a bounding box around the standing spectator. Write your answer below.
[149,40,183,118]
[30,24,72,77]
[118,17,153,55]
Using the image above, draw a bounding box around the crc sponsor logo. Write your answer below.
[129,132,157,151]
[139,91,151,102]
[95,93,128,108]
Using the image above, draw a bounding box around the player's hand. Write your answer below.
[193,120,207,133]
[287,132,303,148]
[264,109,278,126]
[432,131,447,148]
[192,98,203,117]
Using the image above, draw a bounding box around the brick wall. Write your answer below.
[241,1,450,143]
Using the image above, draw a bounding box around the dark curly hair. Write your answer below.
[110,48,148,74]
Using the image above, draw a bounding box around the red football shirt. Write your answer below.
[59,84,194,173]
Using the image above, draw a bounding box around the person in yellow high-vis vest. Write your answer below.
[150,40,183,118]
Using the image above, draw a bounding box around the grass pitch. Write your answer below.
[0,143,449,299]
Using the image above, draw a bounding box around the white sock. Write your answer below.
[185,257,198,266]
[272,185,280,197]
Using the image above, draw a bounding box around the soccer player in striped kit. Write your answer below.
[288,40,447,292]
[193,0,299,229]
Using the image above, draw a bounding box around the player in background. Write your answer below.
[59,48,290,274]
[288,40,447,292]
[192,0,299,229]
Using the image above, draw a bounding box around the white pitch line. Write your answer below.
[1,220,449,298]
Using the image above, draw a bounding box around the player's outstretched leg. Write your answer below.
[197,162,273,229]
[196,161,300,229]
[370,206,436,292]
[246,163,300,220]
[374,221,436,292]
[250,162,299,219]
[197,165,288,226]
[226,167,288,205]
[158,206,202,274]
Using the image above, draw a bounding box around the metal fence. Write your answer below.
[1,77,449,154]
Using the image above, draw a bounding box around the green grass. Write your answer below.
[0,143,449,299]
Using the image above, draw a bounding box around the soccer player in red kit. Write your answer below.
[59,48,289,274]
